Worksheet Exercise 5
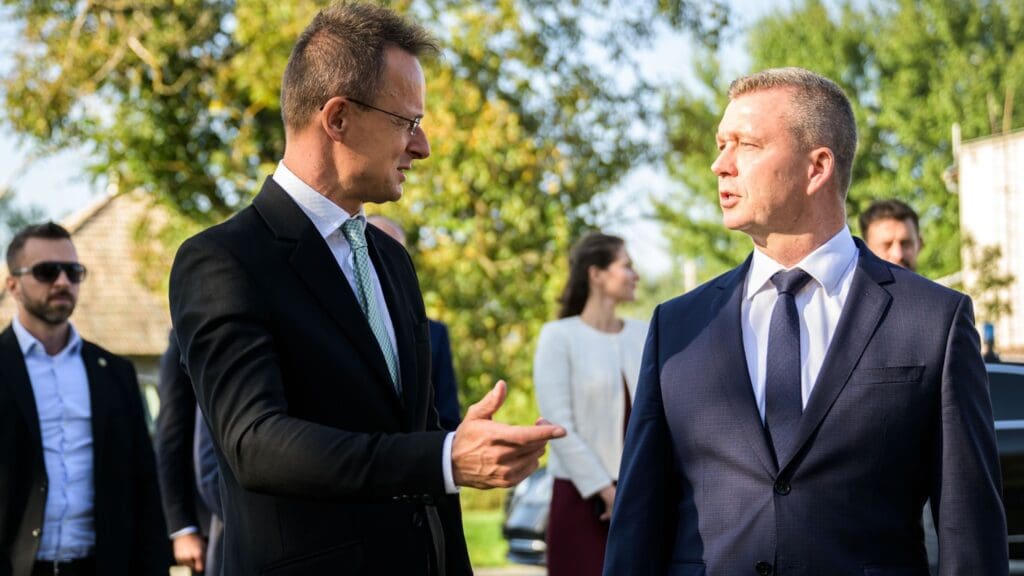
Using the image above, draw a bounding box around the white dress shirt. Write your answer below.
[742,227,859,421]
[273,161,457,493]
[13,316,95,562]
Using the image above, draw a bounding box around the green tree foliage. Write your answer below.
[1,0,725,422]
[0,191,44,248]
[961,234,1016,327]
[658,0,1024,281]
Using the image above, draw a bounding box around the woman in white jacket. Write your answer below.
[534,232,646,576]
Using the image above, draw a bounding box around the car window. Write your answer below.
[990,370,1024,421]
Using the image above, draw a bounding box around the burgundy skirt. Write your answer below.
[546,478,609,576]
[546,378,631,575]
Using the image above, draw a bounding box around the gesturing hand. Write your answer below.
[452,380,566,489]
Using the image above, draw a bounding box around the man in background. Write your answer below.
[0,222,170,576]
[367,215,461,430]
[859,198,922,271]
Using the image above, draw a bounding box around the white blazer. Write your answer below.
[533,316,647,498]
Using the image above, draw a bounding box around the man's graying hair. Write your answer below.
[728,67,858,198]
[281,2,438,131]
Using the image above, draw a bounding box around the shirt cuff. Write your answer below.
[443,431,460,494]
[169,525,199,539]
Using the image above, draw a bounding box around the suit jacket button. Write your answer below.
[412,511,424,527]
[755,561,773,575]
[31,528,41,538]
[773,480,791,495]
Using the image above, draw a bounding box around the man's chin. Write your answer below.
[38,305,74,326]
[721,214,747,232]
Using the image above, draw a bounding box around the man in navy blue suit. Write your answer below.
[604,68,1007,575]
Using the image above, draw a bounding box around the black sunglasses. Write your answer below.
[11,261,88,284]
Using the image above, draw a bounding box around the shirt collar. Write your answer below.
[12,314,83,358]
[745,226,858,300]
[272,161,363,238]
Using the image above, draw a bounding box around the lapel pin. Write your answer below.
[98,357,108,368]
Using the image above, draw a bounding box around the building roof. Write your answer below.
[0,191,172,357]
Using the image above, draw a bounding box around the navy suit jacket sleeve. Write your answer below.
[933,295,1007,574]
[428,320,461,431]
[155,331,202,535]
[604,306,678,575]
[194,407,222,519]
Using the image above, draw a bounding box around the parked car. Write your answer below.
[502,362,1024,568]
[502,466,552,565]
[988,362,1024,564]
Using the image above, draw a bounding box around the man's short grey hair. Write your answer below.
[728,67,858,197]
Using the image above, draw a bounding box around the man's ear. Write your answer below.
[320,97,348,142]
[806,146,836,197]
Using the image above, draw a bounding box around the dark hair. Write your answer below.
[859,199,920,240]
[728,67,858,198]
[281,2,438,131]
[7,222,72,271]
[558,232,625,319]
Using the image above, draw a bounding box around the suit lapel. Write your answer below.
[365,230,418,417]
[779,243,893,470]
[0,326,43,461]
[709,257,779,477]
[253,179,403,413]
[82,343,112,492]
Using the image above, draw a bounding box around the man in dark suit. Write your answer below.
[169,4,564,576]
[367,215,462,430]
[605,68,1007,575]
[156,330,217,575]
[193,405,222,576]
[0,222,170,576]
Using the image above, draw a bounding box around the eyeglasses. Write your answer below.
[345,97,422,135]
[11,261,88,284]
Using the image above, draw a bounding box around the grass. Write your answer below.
[463,509,508,568]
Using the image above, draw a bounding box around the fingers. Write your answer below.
[464,380,507,421]
[501,422,566,444]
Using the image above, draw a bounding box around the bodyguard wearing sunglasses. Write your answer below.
[0,222,171,576]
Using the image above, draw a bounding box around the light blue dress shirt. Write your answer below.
[12,316,96,561]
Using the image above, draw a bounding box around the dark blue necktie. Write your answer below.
[765,268,813,463]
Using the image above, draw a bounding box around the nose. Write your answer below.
[711,145,734,177]
[889,244,904,264]
[408,126,430,160]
